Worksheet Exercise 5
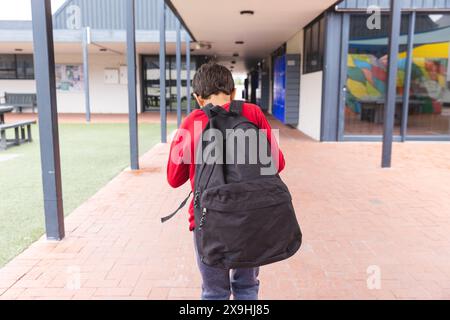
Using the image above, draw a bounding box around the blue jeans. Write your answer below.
[194,234,260,300]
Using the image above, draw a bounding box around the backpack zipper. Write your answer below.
[198,207,207,230]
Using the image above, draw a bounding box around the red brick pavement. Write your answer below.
[1,118,450,300]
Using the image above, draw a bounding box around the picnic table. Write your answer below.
[0,106,13,124]
[0,106,36,150]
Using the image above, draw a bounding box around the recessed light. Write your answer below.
[235,41,244,45]
[240,10,254,15]
[233,53,239,57]
[194,41,212,50]
[14,48,23,52]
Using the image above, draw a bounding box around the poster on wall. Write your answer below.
[272,54,286,123]
[104,68,119,84]
[55,64,83,92]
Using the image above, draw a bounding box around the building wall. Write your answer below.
[337,0,450,10]
[0,79,36,102]
[85,53,137,114]
[299,71,323,140]
[321,10,343,141]
[267,55,273,114]
[285,30,323,140]
[0,52,140,114]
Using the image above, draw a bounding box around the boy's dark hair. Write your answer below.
[193,62,235,99]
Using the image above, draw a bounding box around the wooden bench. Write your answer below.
[0,93,37,113]
[0,120,36,150]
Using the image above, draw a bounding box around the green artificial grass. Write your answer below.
[0,122,174,267]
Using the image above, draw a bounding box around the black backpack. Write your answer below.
[163,101,302,269]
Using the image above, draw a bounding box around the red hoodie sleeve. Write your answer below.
[167,119,191,188]
[254,107,286,173]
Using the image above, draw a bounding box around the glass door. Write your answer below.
[142,56,161,112]
[142,55,197,113]
[343,13,410,137]
[406,13,450,136]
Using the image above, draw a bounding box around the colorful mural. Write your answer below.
[346,42,449,115]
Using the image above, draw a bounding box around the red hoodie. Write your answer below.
[167,102,285,231]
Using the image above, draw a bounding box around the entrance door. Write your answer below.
[141,55,197,113]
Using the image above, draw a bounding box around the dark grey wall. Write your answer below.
[53,0,178,30]
[321,11,343,141]
[285,54,301,126]
[260,66,270,112]
[337,0,450,10]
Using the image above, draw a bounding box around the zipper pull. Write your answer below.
[199,208,207,230]
[194,191,200,208]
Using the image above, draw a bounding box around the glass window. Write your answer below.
[0,54,35,79]
[16,55,34,79]
[343,14,409,136]
[407,13,450,136]
[142,55,197,112]
[303,16,325,74]
[304,27,311,72]
[0,55,17,79]
[319,17,325,66]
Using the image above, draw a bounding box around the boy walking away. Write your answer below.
[165,62,301,300]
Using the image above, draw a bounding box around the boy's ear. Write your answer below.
[193,93,205,107]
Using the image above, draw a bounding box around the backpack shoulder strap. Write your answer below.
[230,100,244,115]
[202,103,229,119]
[160,191,192,223]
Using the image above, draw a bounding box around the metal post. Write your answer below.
[159,0,167,143]
[176,20,182,127]
[186,34,191,114]
[337,13,350,140]
[30,0,65,240]
[126,0,139,170]
[82,27,91,122]
[400,11,416,142]
[382,0,402,168]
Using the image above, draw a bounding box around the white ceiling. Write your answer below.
[171,0,338,72]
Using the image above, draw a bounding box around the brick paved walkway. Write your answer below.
[1,118,450,300]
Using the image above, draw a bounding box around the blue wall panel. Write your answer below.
[273,54,286,123]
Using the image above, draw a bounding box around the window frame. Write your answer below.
[0,54,35,80]
[303,14,325,74]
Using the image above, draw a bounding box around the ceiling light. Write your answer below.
[235,41,244,45]
[240,10,254,15]
[194,41,212,50]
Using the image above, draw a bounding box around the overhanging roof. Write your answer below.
[168,0,341,72]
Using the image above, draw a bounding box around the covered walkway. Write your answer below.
[1,118,450,300]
